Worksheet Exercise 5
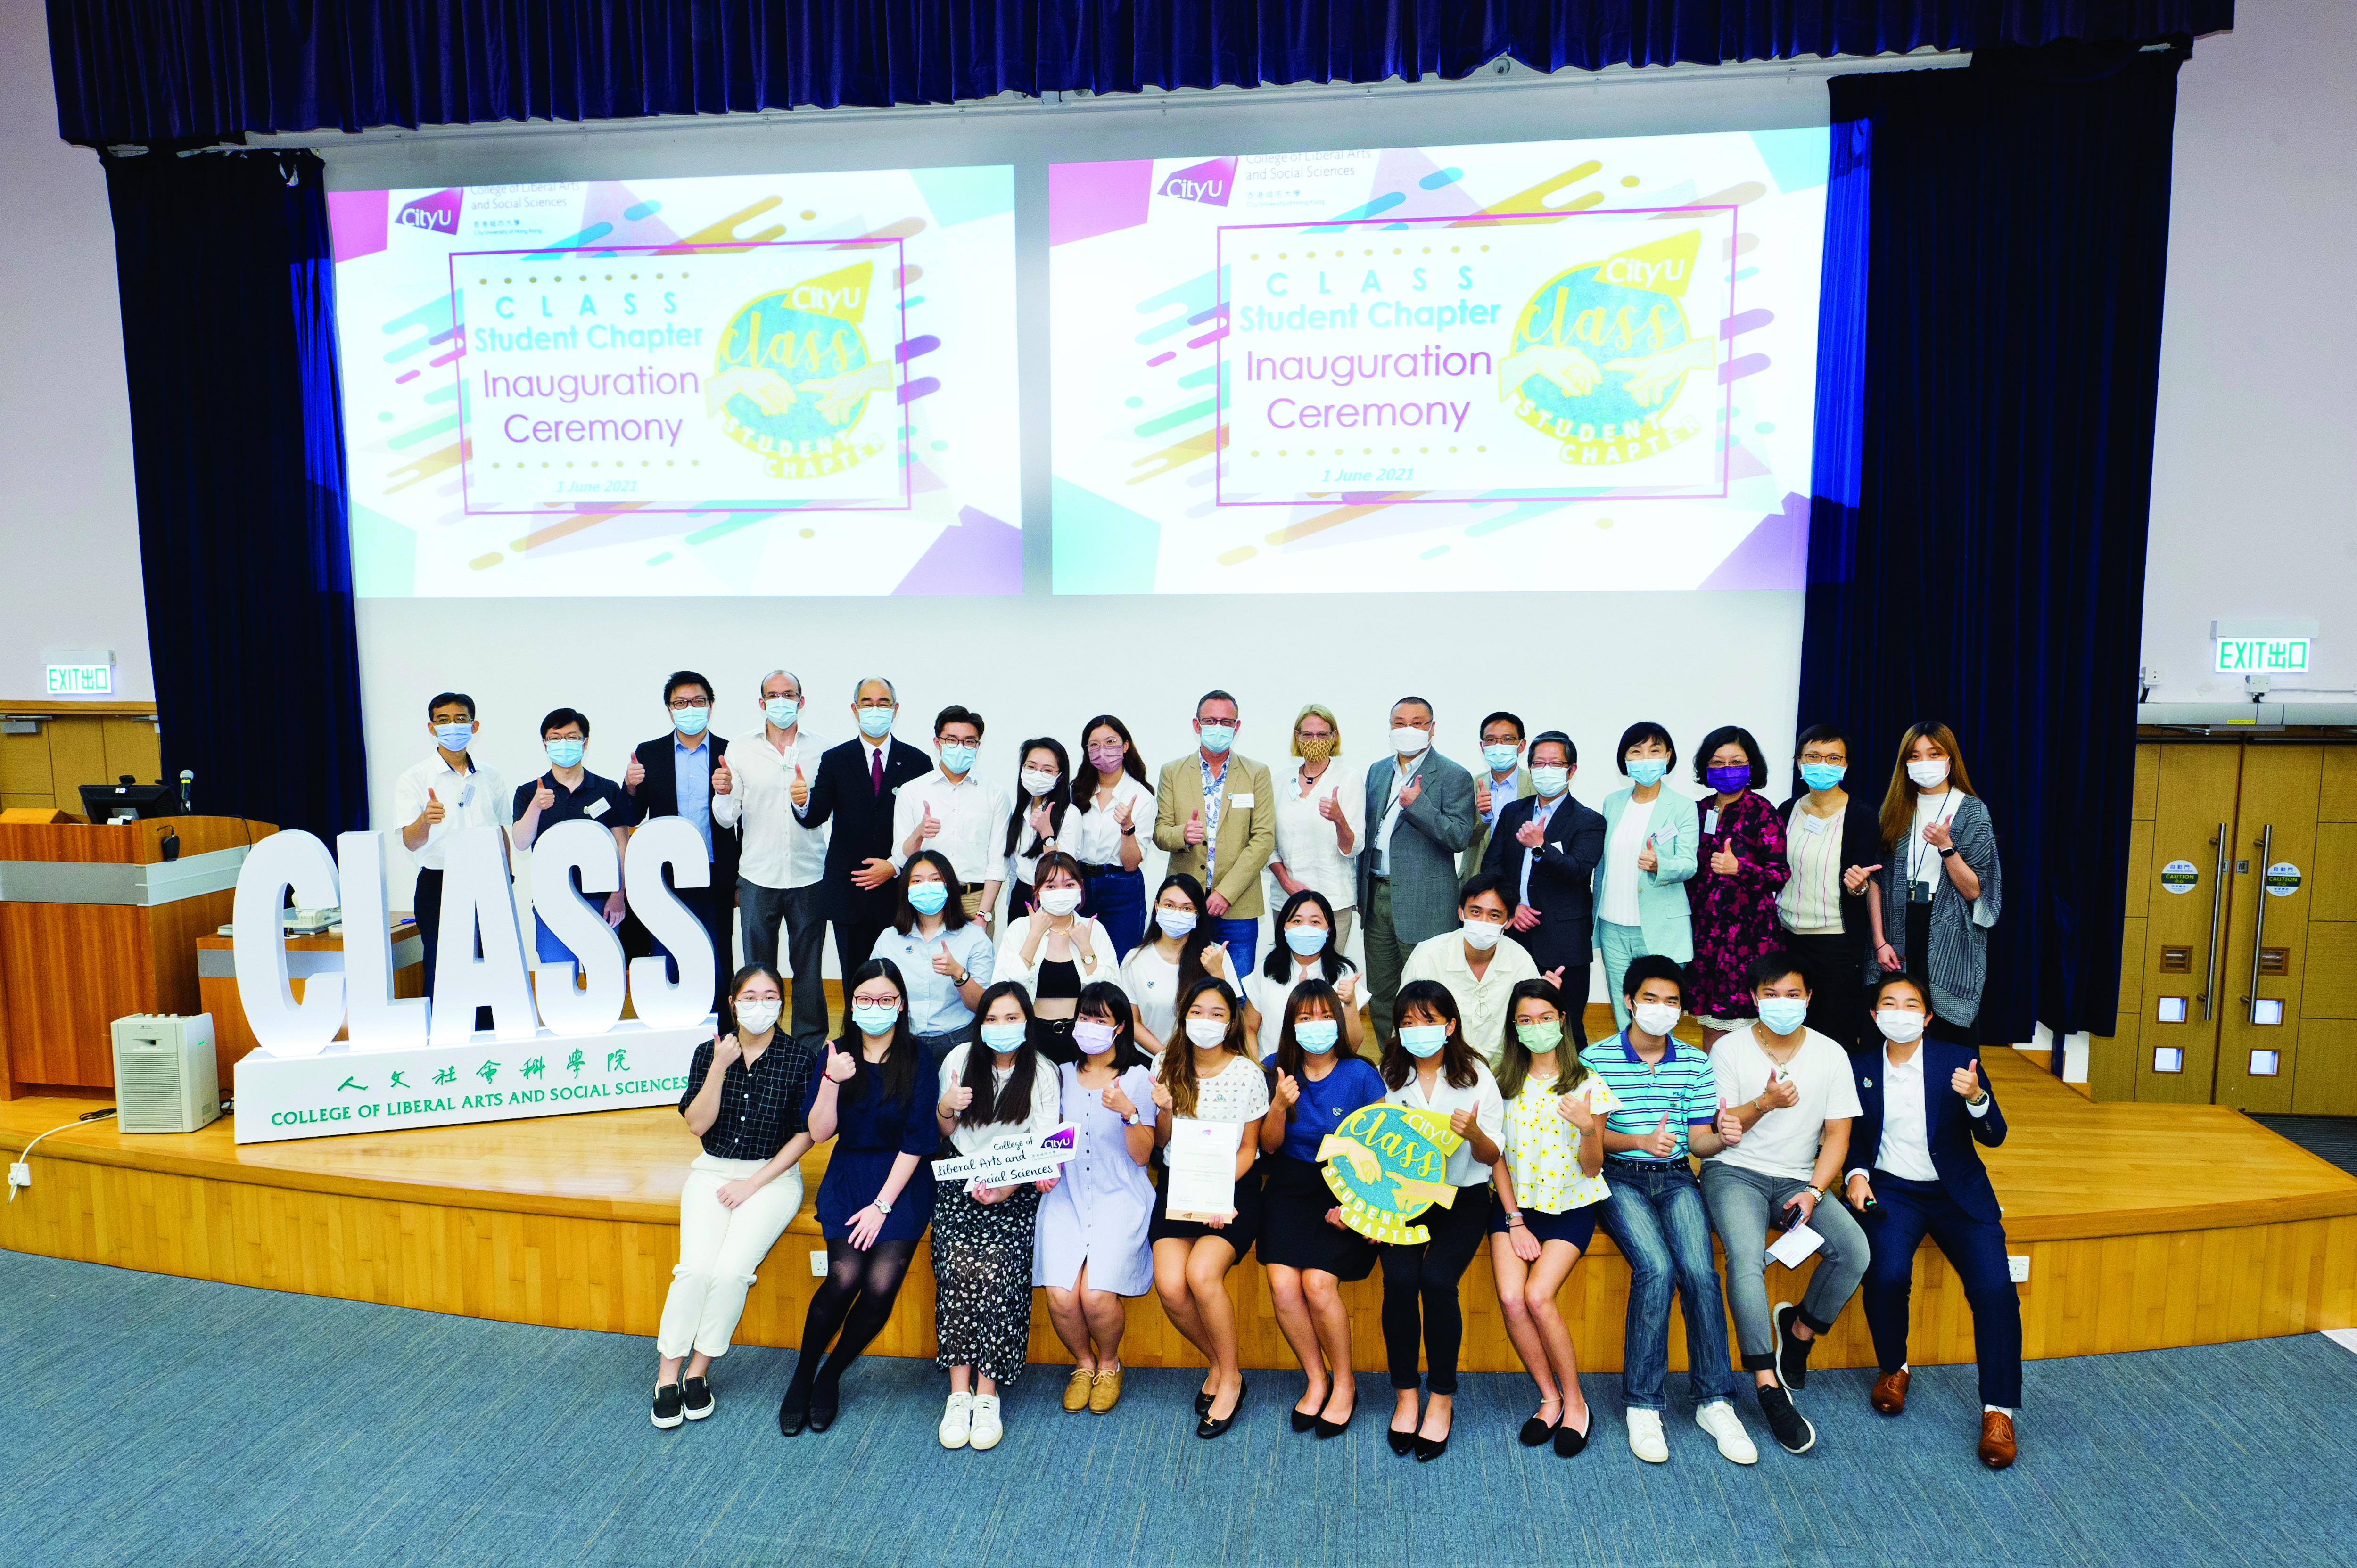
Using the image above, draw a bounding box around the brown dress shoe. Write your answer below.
[1978,1410,2018,1469]
[1870,1368,1910,1415]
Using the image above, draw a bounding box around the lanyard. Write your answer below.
[1909,793,1962,885]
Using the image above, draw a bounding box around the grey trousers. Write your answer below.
[738,878,829,1043]
[1698,1158,1871,1371]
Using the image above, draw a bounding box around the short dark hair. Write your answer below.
[1694,725,1768,791]
[1478,711,1525,742]
[1615,721,1677,775]
[1195,690,1238,719]
[539,707,591,739]
[1529,730,1577,768]
[427,691,475,719]
[1747,950,1810,993]
[1459,871,1512,911]
[935,704,984,740]
[1621,953,1685,1002]
[1391,694,1435,720]
[662,670,712,706]
[1872,973,1931,1011]
[1791,722,1852,797]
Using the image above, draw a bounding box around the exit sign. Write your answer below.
[2215,637,2310,674]
[45,663,113,695]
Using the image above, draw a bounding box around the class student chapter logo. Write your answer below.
[708,260,893,480]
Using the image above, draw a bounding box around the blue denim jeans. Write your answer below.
[1596,1160,1738,1411]
[1209,914,1260,977]
[1080,867,1146,960]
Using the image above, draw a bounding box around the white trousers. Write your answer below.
[656,1153,807,1360]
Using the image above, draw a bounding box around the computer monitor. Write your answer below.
[81,778,181,823]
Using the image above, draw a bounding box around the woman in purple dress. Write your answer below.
[1684,726,1791,1049]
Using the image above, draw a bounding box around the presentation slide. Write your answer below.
[1048,132,1827,594]
[328,168,1020,598]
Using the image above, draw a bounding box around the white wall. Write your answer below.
[2143,0,2357,708]
[0,0,151,701]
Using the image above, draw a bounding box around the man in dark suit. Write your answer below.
[1356,695,1476,1053]
[623,670,738,1022]
[1479,730,1606,998]
[1843,973,2021,1470]
[793,675,933,991]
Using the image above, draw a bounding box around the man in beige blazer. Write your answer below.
[1153,689,1277,973]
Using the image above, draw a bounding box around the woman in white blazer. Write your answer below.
[1590,722,1700,1032]
[995,849,1127,1049]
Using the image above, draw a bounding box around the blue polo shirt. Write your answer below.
[1579,1030,1718,1165]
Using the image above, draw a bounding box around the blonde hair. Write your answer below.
[1291,703,1342,758]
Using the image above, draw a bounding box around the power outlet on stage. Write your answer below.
[810,1250,828,1277]
[7,1162,28,1191]
[2009,1255,2031,1284]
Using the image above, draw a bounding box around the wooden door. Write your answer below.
[2215,746,2321,1111]
[2294,749,2357,1113]
[2130,744,2242,1103]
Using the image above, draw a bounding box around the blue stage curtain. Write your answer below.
[101,148,369,839]
[49,0,2232,147]
[1797,44,2184,1047]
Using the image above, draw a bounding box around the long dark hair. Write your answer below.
[1493,977,1588,1101]
[1149,872,1220,994]
[836,957,920,1107]
[1381,978,1479,1091]
[1073,714,1151,807]
[1272,978,1345,1086]
[1878,720,1979,849]
[1004,736,1071,856]
[959,980,1047,1129]
[1159,975,1248,1118]
[891,849,970,936]
[1262,887,1357,985]
[1074,981,1151,1075]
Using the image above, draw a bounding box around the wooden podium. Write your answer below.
[195,918,424,1091]
[0,816,271,1098]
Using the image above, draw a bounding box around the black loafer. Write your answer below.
[1196,1379,1247,1440]
[682,1376,713,1421]
[1195,1387,1215,1416]
[1517,1412,1558,1447]
[652,1383,684,1430]
[776,1395,808,1437]
[1554,1413,1591,1457]
[806,1390,838,1434]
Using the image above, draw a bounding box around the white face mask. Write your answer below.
[1020,767,1059,798]
[1907,757,1951,789]
[734,998,782,1035]
[1460,918,1504,952]
[1391,726,1431,757]
[1875,1008,1928,1044]
[1184,1016,1228,1048]
[1038,885,1083,917]
[1632,1001,1681,1037]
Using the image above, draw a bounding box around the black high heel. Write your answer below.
[777,1393,809,1437]
[1315,1389,1356,1440]
[1196,1379,1248,1440]
[1413,1431,1450,1462]
[1387,1426,1417,1455]
[1291,1407,1320,1433]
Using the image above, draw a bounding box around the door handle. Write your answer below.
[2200,821,2227,1021]
[2242,823,2273,1021]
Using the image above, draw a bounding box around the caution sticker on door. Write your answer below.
[2264,861,2302,897]
[2159,859,2199,894]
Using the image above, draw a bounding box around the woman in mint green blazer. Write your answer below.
[1590,722,1700,1032]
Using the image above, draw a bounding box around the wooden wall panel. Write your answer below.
[99,717,162,791]
[2321,748,2357,823]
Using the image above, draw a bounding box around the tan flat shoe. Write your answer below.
[1063,1366,1094,1412]
[1978,1410,2017,1470]
[1871,1368,1910,1416]
[1088,1364,1124,1414]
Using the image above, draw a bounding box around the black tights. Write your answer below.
[785,1238,918,1406]
[1378,1188,1488,1395]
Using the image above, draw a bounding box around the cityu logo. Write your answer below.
[1157,158,1236,208]
[396,188,463,235]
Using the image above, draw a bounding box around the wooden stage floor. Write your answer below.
[6,1050,2354,1376]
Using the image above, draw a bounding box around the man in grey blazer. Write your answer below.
[1358,696,1477,1052]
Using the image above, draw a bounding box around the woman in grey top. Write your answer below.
[1858,722,2001,1046]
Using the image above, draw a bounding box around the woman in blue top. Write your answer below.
[1255,980,1386,1438]
[778,957,939,1437]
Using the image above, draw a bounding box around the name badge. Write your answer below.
[457,782,476,808]
[1909,882,1935,905]
[1703,809,1720,835]
[1799,813,1830,836]
[1229,793,1253,808]
[586,797,611,820]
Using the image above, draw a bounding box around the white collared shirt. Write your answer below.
[1398,928,1540,1069]
[1854,1043,1990,1184]
[391,749,512,871]
[712,726,829,890]
[1273,761,1365,911]
[1375,752,1428,876]
[1385,1058,1505,1187]
[890,767,1011,885]
[1064,773,1155,868]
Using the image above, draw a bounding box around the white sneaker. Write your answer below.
[1696,1399,1760,1465]
[938,1390,975,1449]
[1626,1407,1669,1464]
[969,1394,1004,1451]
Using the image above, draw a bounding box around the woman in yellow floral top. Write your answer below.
[1487,977,1622,1458]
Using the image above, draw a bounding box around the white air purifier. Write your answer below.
[110,1014,221,1133]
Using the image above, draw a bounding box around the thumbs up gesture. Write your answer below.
[1761,1072,1801,1110]
[712,755,733,796]
[1951,1057,1986,1102]
[1475,777,1492,816]
[1643,1112,1677,1158]
[531,777,556,813]
[1516,815,1545,849]
[624,753,646,791]
[423,788,446,825]
[1112,794,1135,831]
[1843,862,1883,895]
[1556,1087,1596,1134]
[1317,787,1342,824]
[821,1042,856,1084]
[1710,844,1739,876]
[790,762,810,809]
[1274,1070,1300,1108]
[938,1084,974,1118]
[1715,1095,1745,1145]
[1184,806,1206,845]
[917,802,941,840]
[1449,1105,1477,1138]
[1400,773,1423,809]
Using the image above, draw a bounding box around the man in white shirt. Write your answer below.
[390,691,512,1018]
[1398,874,1541,1067]
[890,704,1007,931]
[713,668,831,1041]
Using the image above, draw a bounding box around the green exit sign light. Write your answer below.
[45,663,113,696]
[2215,637,2310,675]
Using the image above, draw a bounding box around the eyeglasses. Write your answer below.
[666,698,710,711]
[850,993,898,1009]
[1798,750,1845,764]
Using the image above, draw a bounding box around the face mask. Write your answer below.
[939,742,977,775]
[1875,1008,1928,1044]
[434,722,474,753]
[1706,764,1751,794]
[1184,1017,1228,1049]
[1399,1024,1449,1058]
[1908,757,1951,789]
[851,1003,898,1037]
[1531,765,1569,798]
[980,1021,1027,1052]
[1197,722,1236,755]
[1799,763,1846,792]
[544,739,585,770]
[1515,1021,1562,1052]
[907,880,949,916]
[672,705,710,737]
[1460,918,1504,952]
[734,998,782,1035]
[1391,727,1431,757]
[1087,744,1125,774]
[1631,1001,1682,1037]
[1294,1019,1339,1054]
[1757,996,1809,1035]
[1072,1019,1117,1055]
[1626,757,1668,787]
[1482,744,1520,772]
[1021,767,1059,798]
[1157,908,1197,938]
[1296,735,1335,763]
[763,697,800,729]
[857,707,895,739]
[1283,924,1328,957]
[1038,886,1083,917]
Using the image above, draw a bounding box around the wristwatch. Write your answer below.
[1805,1185,1823,1202]
[1120,1109,1144,1126]
[1938,845,1958,858]
[873,1196,893,1215]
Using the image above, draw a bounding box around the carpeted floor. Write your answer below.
[2247,1112,2357,1179]
[4,1249,2354,1568]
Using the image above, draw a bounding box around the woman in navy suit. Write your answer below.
[1843,974,2021,1470]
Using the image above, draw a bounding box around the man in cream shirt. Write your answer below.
[713,669,831,1041]
[1400,872,1541,1067]
[890,704,1007,929]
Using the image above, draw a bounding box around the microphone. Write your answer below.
[179,770,194,814]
